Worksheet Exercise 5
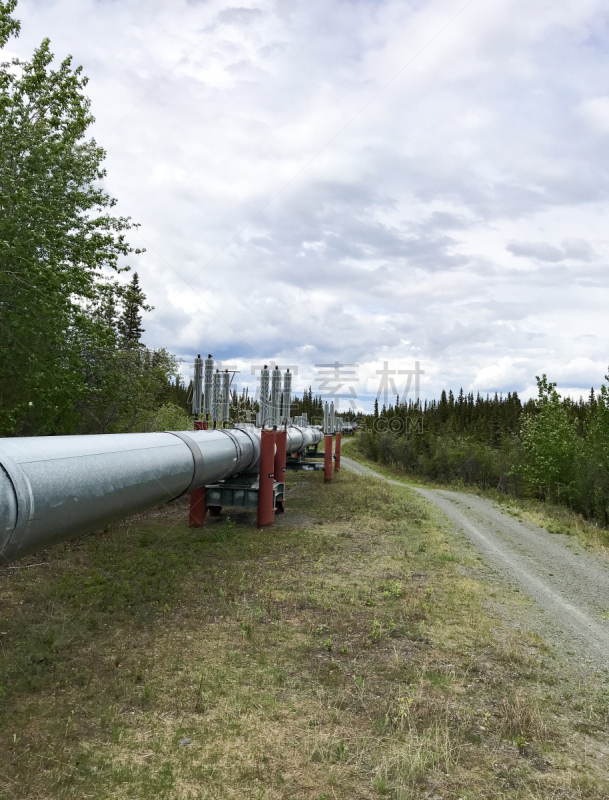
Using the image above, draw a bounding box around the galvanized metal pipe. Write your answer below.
[203,354,214,416]
[222,370,230,425]
[0,424,322,564]
[282,369,292,424]
[271,366,282,426]
[259,366,270,427]
[192,355,203,416]
[212,371,221,424]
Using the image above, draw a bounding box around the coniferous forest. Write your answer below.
[357,374,609,527]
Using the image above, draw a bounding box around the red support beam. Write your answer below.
[257,429,276,528]
[324,434,333,484]
[334,432,341,473]
[189,487,207,526]
[274,429,287,513]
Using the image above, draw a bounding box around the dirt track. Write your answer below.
[342,455,609,670]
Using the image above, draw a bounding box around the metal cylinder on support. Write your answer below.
[257,429,275,527]
[271,366,282,427]
[222,370,231,427]
[0,423,324,563]
[203,354,214,418]
[260,366,270,427]
[330,401,335,435]
[324,434,333,484]
[192,354,203,417]
[334,432,341,473]
[274,429,287,512]
[323,402,329,433]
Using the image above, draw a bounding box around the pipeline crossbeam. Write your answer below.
[0,424,322,564]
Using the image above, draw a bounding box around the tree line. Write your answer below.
[358,375,609,526]
[0,2,347,438]
[0,1,189,436]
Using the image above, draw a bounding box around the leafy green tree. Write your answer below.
[0,1,19,47]
[0,1,141,434]
[518,376,582,502]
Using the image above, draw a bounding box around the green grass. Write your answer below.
[0,469,608,798]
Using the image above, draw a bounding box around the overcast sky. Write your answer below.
[6,0,609,408]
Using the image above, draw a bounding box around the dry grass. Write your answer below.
[1,468,608,799]
[495,498,609,560]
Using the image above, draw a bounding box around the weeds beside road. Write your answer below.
[342,435,609,562]
[1,469,608,799]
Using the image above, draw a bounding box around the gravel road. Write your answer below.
[342,455,609,669]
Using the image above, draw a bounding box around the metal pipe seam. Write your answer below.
[164,431,205,496]
[0,450,33,565]
[175,426,259,493]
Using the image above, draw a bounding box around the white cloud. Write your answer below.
[507,238,595,263]
[581,96,609,133]
[6,0,609,408]
[471,358,531,393]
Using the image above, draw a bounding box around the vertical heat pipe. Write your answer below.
[260,366,270,427]
[222,370,231,426]
[212,371,221,425]
[271,366,282,426]
[192,354,203,416]
[203,354,214,417]
[282,368,292,424]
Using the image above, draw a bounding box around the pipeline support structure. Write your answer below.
[0,422,323,564]
[0,353,364,564]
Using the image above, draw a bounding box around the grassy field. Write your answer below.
[1,467,608,799]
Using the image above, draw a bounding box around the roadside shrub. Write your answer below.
[357,372,609,527]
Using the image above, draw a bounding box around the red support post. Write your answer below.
[274,429,287,513]
[257,429,276,528]
[324,434,333,484]
[189,419,207,526]
[334,432,341,473]
[189,487,207,526]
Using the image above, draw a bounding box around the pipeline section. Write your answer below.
[0,424,322,564]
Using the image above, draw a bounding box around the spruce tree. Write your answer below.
[118,272,149,348]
